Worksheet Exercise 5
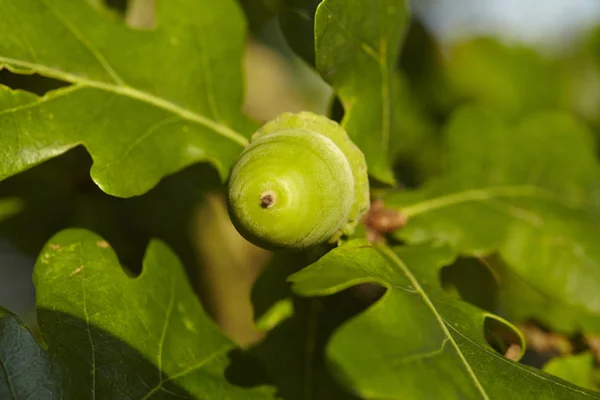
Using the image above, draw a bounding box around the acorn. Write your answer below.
[227,112,370,250]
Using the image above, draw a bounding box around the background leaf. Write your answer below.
[0,198,22,223]
[235,253,363,400]
[543,352,599,391]
[0,0,254,196]
[444,37,561,120]
[387,105,600,333]
[314,0,408,184]
[31,228,275,399]
[290,241,600,399]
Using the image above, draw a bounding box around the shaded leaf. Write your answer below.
[0,197,22,223]
[278,0,321,65]
[0,0,254,196]
[398,18,452,118]
[387,105,600,333]
[0,307,62,400]
[237,253,359,400]
[388,71,437,181]
[290,240,599,399]
[440,257,498,313]
[445,37,560,119]
[31,228,275,399]
[237,0,284,33]
[315,0,408,184]
[0,149,222,278]
[543,352,599,391]
[557,26,600,135]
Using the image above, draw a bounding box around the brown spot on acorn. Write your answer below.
[260,191,277,209]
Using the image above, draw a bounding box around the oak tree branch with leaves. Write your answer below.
[1,0,600,399]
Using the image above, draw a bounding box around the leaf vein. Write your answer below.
[102,116,183,170]
[401,185,575,218]
[390,338,450,366]
[194,28,222,123]
[0,57,248,147]
[444,322,600,398]
[157,275,177,381]
[141,345,231,400]
[37,0,125,86]
[321,3,380,61]
[0,85,82,118]
[0,352,17,400]
[377,244,490,400]
[378,2,390,163]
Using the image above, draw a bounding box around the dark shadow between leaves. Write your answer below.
[328,95,345,124]
[226,254,380,400]
[227,291,368,400]
[440,257,525,358]
[518,319,586,369]
[0,68,71,95]
[0,145,223,268]
[103,0,127,16]
[278,0,322,66]
[36,309,197,398]
[0,147,225,320]
[391,159,423,188]
[484,315,524,359]
[440,256,499,313]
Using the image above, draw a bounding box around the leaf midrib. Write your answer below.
[319,0,395,176]
[376,244,491,400]
[0,56,249,147]
[400,185,579,218]
[140,344,231,400]
[444,322,600,398]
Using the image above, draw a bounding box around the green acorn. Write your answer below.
[227,112,369,250]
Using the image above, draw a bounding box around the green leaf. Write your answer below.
[315,0,408,184]
[388,71,436,170]
[30,228,275,399]
[543,352,599,391]
[446,37,560,119]
[290,241,600,399]
[0,0,254,197]
[0,197,22,223]
[387,105,600,333]
[0,307,62,399]
[558,26,600,132]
